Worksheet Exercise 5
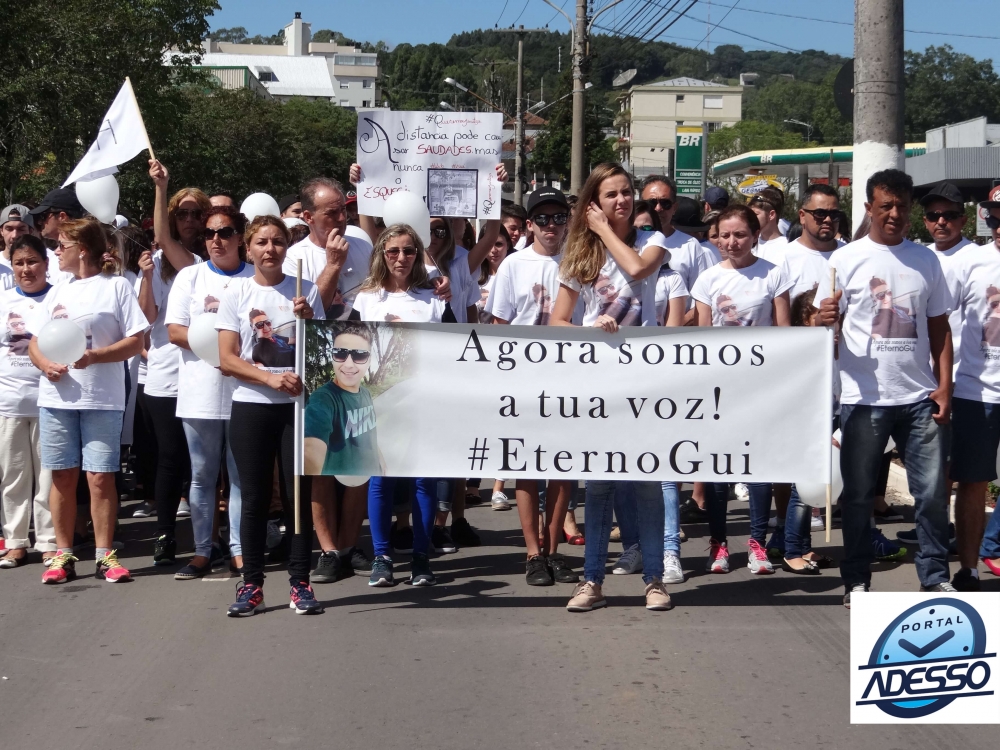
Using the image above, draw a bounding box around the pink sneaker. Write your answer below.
[41,551,78,584]
[747,539,775,575]
[96,551,132,583]
[706,539,729,574]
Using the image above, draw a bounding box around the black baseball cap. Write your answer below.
[703,186,729,210]
[29,187,84,219]
[919,182,963,208]
[526,187,569,216]
[671,196,709,233]
[278,194,300,213]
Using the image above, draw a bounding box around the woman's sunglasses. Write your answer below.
[431,227,448,239]
[203,227,237,240]
[385,247,417,258]
[531,213,568,227]
[175,209,203,221]
[332,348,371,364]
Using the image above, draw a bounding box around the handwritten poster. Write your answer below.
[356,110,504,220]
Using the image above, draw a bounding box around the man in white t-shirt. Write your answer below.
[783,183,845,307]
[749,187,790,265]
[820,169,955,606]
[640,175,709,322]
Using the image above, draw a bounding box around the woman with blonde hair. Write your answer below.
[29,218,149,585]
[551,162,673,613]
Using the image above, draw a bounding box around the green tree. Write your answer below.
[904,45,1000,140]
[530,75,616,180]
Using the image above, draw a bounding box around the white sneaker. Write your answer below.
[491,491,511,511]
[612,544,642,574]
[734,483,750,501]
[175,499,191,519]
[747,539,774,575]
[811,513,825,531]
[662,552,685,584]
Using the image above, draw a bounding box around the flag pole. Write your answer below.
[293,259,304,535]
[826,266,836,544]
[124,76,156,161]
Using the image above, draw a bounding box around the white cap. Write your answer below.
[283,217,307,229]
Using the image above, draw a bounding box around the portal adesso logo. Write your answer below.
[850,593,1000,724]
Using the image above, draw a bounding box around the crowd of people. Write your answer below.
[0,156,997,617]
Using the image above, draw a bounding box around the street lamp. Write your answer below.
[532,82,592,115]
[443,77,512,119]
[439,101,455,111]
[784,118,814,143]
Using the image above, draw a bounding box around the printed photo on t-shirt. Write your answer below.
[52,304,93,350]
[249,307,295,369]
[982,284,1000,349]
[868,276,917,340]
[596,274,641,326]
[716,294,755,326]
[532,284,553,325]
[203,295,220,314]
[3,312,32,357]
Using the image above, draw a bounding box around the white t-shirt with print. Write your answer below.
[928,236,976,366]
[165,259,255,420]
[37,274,149,411]
[654,267,690,325]
[431,245,480,324]
[819,236,952,406]
[754,235,789,266]
[660,229,707,302]
[215,276,324,405]
[0,285,53,417]
[353,286,447,323]
[782,239,844,302]
[690,257,792,327]
[486,247,575,325]
[560,229,668,327]
[948,242,1000,402]
[138,251,203,398]
[283,233,373,320]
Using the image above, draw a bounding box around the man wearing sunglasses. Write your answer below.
[640,175,710,323]
[28,188,84,242]
[782,184,845,309]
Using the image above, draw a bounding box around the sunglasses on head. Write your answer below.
[648,199,673,211]
[175,209,203,221]
[530,212,568,227]
[801,208,841,223]
[203,226,237,240]
[925,210,964,222]
[431,227,448,238]
[385,246,417,258]
[985,215,1000,230]
[332,348,371,364]
[253,319,272,330]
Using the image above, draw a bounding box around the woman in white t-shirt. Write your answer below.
[551,162,672,614]
[690,204,792,577]
[475,225,511,325]
[0,236,57,568]
[165,205,254,579]
[29,218,148,586]
[356,224,445,588]
[217,216,325,617]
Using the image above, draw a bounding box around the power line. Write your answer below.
[494,0,510,27]
[692,0,740,50]
[684,13,801,51]
[511,0,530,26]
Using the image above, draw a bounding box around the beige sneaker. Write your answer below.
[609,525,621,542]
[566,581,606,612]
[644,579,673,611]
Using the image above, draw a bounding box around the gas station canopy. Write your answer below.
[712,143,928,184]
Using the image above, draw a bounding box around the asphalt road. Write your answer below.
[0,492,996,749]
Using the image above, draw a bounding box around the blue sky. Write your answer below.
[209,0,998,63]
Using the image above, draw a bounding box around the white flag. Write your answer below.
[63,79,152,187]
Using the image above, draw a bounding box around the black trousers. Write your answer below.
[142,394,192,539]
[229,401,311,587]
[133,385,158,499]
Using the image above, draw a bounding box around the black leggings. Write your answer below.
[229,401,311,587]
[142,394,192,539]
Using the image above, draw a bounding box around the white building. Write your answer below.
[171,12,380,109]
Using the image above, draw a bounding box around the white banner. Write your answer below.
[355,110,503,219]
[302,323,833,483]
[63,79,151,187]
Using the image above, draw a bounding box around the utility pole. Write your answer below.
[497,27,545,205]
[853,0,904,232]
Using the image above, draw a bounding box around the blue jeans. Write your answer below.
[369,477,438,557]
[840,400,950,588]
[784,485,811,559]
[980,510,1000,559]
[182,418,242,558]
[707,482,771,545]
[661,482,681,555]
[584,481,664,584]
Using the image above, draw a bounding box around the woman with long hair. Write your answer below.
[353,224,445,588]
[0,236,58,568]
[551,162,673,613]
[29,218,148,585]
[690,204,792,576]
[165,205,253,579]
[217,215,324,616]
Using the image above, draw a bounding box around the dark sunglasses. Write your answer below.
[637,224,656,232]
[801,208,841,223]
[988,215,1000,230]
[648,199,673,211]
[203,227,238,240]
[719,304,737,314]
[332,348,371,364]
[253,319,272,330]
[175,209,203,221]
[431,227,448,238]
[530,213,568,227]
[874,290,890,301]
[925,210,964,222]
[385,246,418,258]
[32,210,51,226]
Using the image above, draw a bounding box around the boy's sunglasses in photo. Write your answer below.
[332,348,371,364]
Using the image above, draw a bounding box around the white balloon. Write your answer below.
[239,193,281,222]
[187,314,221,367]
[797,443,844,509]
[75,174,119,224]
[38,319,87,365]
[885,436,895,453]
[335,475,370,487]
[383,191,431,247]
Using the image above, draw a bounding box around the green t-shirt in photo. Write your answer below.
[304,381,381,475]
